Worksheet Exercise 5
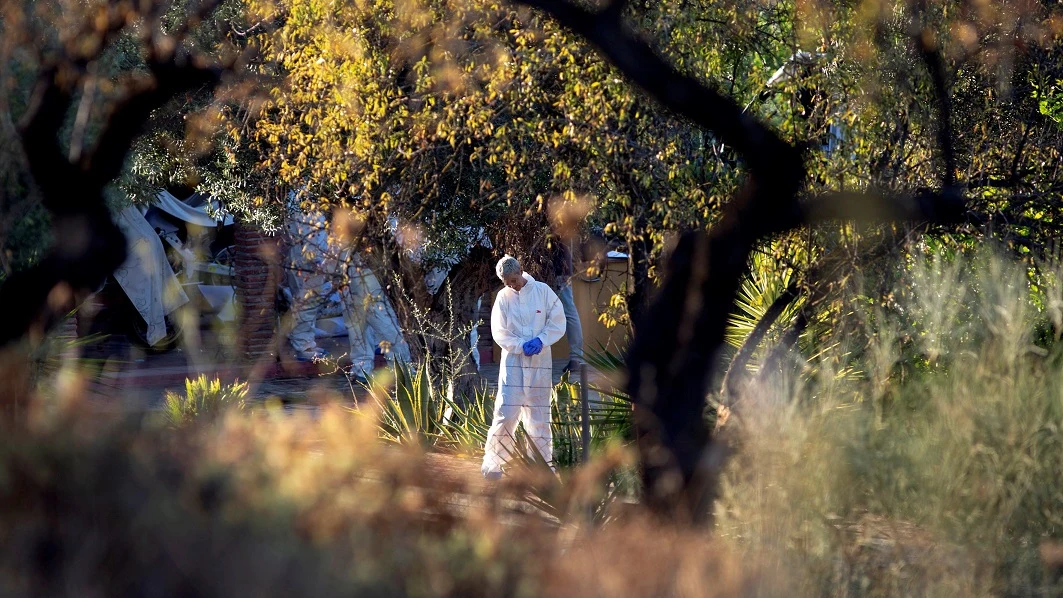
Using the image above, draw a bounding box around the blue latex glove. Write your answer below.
[522,337,543,356]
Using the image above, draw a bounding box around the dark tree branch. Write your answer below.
[17,70,80,204]
[599,0,629,23]
[911,10,956,187]
[801,187,967,225]
[1008,124,1030,188]
[753,309,808,387]
[514,0,970,521]
[84,61,224,189]
[518,0,804,183]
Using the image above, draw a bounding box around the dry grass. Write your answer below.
[715,250,1063,596]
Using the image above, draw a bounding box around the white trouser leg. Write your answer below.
[365,299,411,363]
[521,401,553,468]
[342,265,413,373]
[481,397,522,475]
[289,308,319,352]
[346,265,411,368]
[288,272,326,353]
[341,280,374,374]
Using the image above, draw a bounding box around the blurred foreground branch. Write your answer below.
[0,0,234,349]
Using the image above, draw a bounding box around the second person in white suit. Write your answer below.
[481,255,567,479]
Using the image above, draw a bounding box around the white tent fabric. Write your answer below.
[196,284,237,323]
[113,207,190,345]
[154,190,234,226]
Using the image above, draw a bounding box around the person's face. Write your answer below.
[503,271,525,292]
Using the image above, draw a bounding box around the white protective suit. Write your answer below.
[342,260,411,373]
[285,202,337,355]
[285,195,411,368]
[481,273,566,475]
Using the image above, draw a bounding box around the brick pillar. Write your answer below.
[233,223,280,361]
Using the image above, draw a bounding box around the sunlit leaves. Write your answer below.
[1035,78,1063,129]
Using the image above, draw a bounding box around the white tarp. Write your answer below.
[154,190,234,227]
[195,284,237,323]
[113,207,190,345]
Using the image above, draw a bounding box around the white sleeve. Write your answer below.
[491,292,524,355]
[536,285,567,347]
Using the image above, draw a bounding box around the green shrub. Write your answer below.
[362,361,633,466]
[362,360,494,451]
[164,375,248,426]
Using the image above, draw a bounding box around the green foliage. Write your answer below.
[361,360,632,469]
[362,360,493,451]
[551,375,632,468]
[583,343,627,375]
[360,359,636,523]
[106,0,283,228]
[726,246,806,353]
[164,375,249,427]
[1034,78,1063,129]
[243,0,728,306]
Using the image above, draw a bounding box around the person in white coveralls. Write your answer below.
[481,255,566,479]
[285,192,411,373]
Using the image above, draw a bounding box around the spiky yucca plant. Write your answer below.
[164,375,248,427]
[361,361,494,450]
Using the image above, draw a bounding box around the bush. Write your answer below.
[361,361,494,451]
[15,251,1063,595]
[0,398,757,597]
[164,375,248,427]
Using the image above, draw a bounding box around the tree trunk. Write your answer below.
[626,228,652,335]
[370,240,494,400]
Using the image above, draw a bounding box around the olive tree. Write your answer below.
[241,0,717,388]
